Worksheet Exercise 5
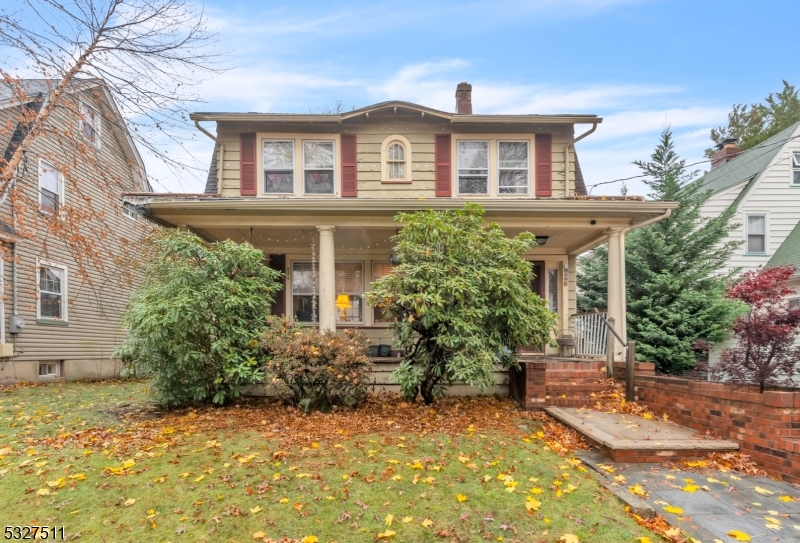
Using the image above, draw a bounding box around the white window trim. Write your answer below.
[744,212,768,255]
[497,140,530,196]
[456,139,491,196]
[36,259,68,322]
[791,153,800,186]
[788,297,800,310]
[38,361,61,379]
[301,139,337,196]
[289,259,364,324]
[38,159,64,216]
[121,203,137,221]
[370,261,394,327]
[380,135,412,183]
[261,139,296,195]
[79,101,101,148]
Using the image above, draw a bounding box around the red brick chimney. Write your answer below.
[711,138,740,169]
[455,82,472,114]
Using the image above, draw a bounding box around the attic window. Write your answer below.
[387,143,405,179]
[79,102,101,147]
[793,154,800,185]
[381,136,412,183]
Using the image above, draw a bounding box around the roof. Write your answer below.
[190,100,603,125]
[694,121,800,196]
[574,153,587,196]
[204,143,219,194]
[768,219,800,270]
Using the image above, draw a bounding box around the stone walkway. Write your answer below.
[578,448,800,541]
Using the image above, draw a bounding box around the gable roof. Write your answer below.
[694,121,800,196]
[768,219,800,271]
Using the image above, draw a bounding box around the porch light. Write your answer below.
[535,235,549,246]
[335,294,352,319]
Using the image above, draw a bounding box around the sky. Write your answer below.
[6,0,799,195]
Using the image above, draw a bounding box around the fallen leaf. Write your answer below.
[629,484,647,497]
[559,534,579,543]
[376,529,396,540]
[754,486,774,495]
[456,494,468,502]
[402,516,413,523]
[421,518,434,528]
[726,530,751,541]
[778,495,794,502]
[663,505,684,515]
[525,498,541,512]
[681,484,700,493]
[124,498,136,507]
[385,514,394,526]
[301,537,318,543]
[250,506,262,514]
[253,531,266,540]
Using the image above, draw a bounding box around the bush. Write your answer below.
[260,317,372,413]
[114,230,283,407]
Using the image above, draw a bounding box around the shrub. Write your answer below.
[260,317,372,413]
[366,203,556,405]
[713,265,800,392]
[114,230,283,407]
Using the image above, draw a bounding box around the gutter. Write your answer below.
[565,123,598,196]
[193,119,223,194]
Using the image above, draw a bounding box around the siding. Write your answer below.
[0,91,151,383]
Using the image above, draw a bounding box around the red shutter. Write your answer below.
[341,134,357,197]
[435,134,451,197]
[240,133,256,196]
[535,133,552,197]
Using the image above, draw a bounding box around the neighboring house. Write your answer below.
[0,79,152,383]
[767,219,800,304]
[696,121,800,365]
[126,82,676,393]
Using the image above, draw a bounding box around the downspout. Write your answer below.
[565,123,598,196]
[193,120,223,194]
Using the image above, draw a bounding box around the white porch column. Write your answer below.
[607,229,624,361]
[317,225,336,333]
[619,232,628,345]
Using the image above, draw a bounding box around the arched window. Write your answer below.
[381,136,412,183]
[387,143,405,179]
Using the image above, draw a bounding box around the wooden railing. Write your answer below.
[572,311,608,357]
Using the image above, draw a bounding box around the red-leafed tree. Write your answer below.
[713,265,800,392]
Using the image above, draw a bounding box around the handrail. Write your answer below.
[593,308,625,345]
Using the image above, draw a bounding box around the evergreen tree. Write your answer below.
[578,129,742,373]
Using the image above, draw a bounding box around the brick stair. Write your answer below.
[510,357,615,410]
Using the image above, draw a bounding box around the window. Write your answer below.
[38,160,62,215]
[263,140,295,193]
[38,262,67,321]
[292,262,363,323]
[548,268,559,312]
[79,102,100,147]
[387,143,405,179]
[371,262,395,324]
[788,298,800,310]
[746,214,767,254]
[303,141,335,194]
[38,362,60,378]
[793,154,800,185]
[121,204,137,221]
[498,141,529,194]
[457,141,489,194]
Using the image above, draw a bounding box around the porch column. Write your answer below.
[619,232,628,345]
[317,225,336,333]
[607,229,624,361]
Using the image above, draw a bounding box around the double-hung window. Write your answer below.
[746,214,767,254]
[38,262,67,321]
[498,141,529,194]
[792,154,800,185]
[457,141,489,194]
[39,161,63,215]
[303,141,335,194]
[387,143,406,179]
[291,262,363,323]
[79,102,100,147]
[371,262,395,324]
[263,140,295,193]
[788,298,800,310]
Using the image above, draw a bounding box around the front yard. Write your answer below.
[0,380,656,542]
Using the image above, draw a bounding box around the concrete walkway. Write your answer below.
[577,449,800,541]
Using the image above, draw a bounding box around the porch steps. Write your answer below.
[510,357,615,410]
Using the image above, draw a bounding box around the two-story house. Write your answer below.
[696,122,800,365]
[0,79,152,383]
[127,83,676,391]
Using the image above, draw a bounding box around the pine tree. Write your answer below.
[578,129,742,373]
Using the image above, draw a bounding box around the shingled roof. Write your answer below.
[768,219,800,271]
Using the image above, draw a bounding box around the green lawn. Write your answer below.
[0,380,657,543]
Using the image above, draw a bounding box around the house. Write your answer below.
[0,79,152,383]
[126,82,676,393]
[696,121,800,364]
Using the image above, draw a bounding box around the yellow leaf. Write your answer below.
[636,538,653,543]
[525,498,541,512]
[178,472,191,478]
[663,505,684,515]
[376,530,396,539]
[385,513,394,526]
[458,455,470,463]
[124,498,136,506]
[279,498,289,503]
[726,530,751,541]
[250,506,262,514]
[311,442,319,448]
[402,516,413,523]
[755,486,774,495]
[421,518,434,528]
[530,487,543,494]
[253,531,266,540]
[194,475,205,482]
[122,459,135,469]
[456,494,468,502]
[387,459,400,465]
[642,413,653,420]
[67,473,86,481]
[36,488,51,496]
[664,527,681,538]
[629,484,647,497]
[559,534,579,543]
[682,484,700,493]
[779,495,794,502]
[765,516,781,525]
[301,537,319,543]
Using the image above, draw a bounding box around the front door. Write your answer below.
[522,261,546,353]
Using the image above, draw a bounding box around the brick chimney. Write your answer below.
[455,82,472,114]
[711,138,740,169]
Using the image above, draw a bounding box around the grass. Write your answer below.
[0,380,657,543]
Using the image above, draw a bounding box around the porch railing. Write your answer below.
[573,311,608,357]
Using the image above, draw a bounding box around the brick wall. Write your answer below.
[635,376,800,483]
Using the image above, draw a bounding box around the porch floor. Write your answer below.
[546,407,739,463]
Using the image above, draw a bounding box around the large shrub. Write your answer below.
[366,203,556,405]
[713,265,800,392]
[114,230,282,406]
[260,317,372,413]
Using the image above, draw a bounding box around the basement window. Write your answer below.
[38,362,61,378]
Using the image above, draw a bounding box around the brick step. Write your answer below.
[544,379,607,385]
[541,370,608,379]
[545,398,599,407]
[546,384,609,394]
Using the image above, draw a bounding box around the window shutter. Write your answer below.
[341,134,357,197]
[240,133,256,196]
[435,134,451,197]
[535,133,552,197]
